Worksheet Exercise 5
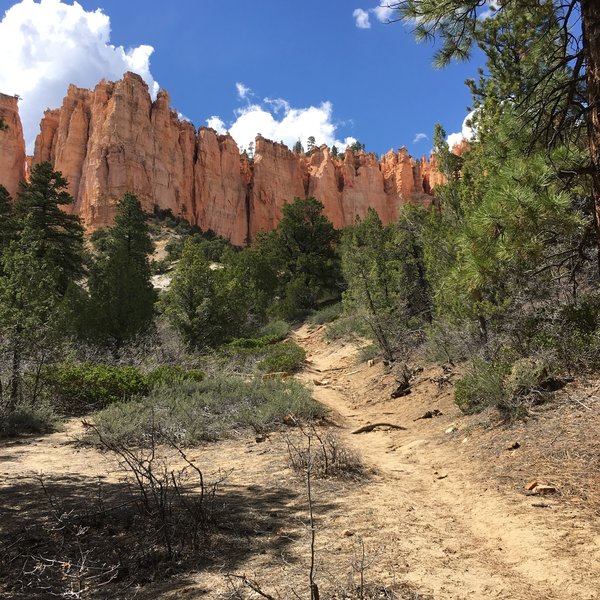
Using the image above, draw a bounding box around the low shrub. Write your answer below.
[454,359,510,415]
[88,375,326,446]
[286,430,366,480]
[258,319,290,341]
[227,335,279,350]
[308,303,342,325]
[324,315,372,342]
[43,363,149,413]
[42,362,206,414]
[357,343,378,364]
[0,401,61,437]
[145,364,205,388]
[258,341,306,373]
[455,354,559,420]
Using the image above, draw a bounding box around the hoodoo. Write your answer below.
[1,73,446,243]
[0,92,26,200]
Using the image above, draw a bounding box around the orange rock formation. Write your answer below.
[0,92,26,199]
[1,73,453,244]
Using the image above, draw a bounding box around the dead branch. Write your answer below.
[351,423,407,434]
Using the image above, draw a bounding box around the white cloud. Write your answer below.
[372,5,395,22]
[353,8,371,29]
[206,116,227,134]
[0,0,159,152]
[235,82,251,100]
[207,93,355,152]
[446,110,476,149]
[413,132,428,144]
[354,5,397,29]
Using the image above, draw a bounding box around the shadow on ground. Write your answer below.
[0,469,339,599]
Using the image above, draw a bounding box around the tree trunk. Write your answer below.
[581,0,600,274]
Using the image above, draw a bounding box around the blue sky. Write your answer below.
[0,0,484,155]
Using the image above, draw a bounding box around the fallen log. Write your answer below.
[351,422,407,434]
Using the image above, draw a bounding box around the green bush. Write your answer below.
[258,341,306,373]
[454,359,510,415]
[145,365,205,388]
[88,375,326,446]
[42,363,206,413]
[0,401,61,437]
[43,363,149,413]
[308,302,342,325]
[324,315,372,342]
[227,335,279,349]
[257,319,290,340]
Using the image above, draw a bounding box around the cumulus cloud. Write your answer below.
[446,110,476,149]
[353,8,371,29]
[413,132,428,144]
[372,5,395,22]
[0,0,159,152]
[207,93,355,152]
[354,5,397,29]
[235,82,251,100]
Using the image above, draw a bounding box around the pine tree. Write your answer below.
[0,185,15,258]
[162,238,247,348]
[15,161,85,295]
[87,193,157,347]
[275,197,341,317]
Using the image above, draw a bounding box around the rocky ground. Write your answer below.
[1,324,599,599]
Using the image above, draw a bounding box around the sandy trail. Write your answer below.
[1,325,599,599]
[293,324,600,600]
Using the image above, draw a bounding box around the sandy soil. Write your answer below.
[1,324,599,599]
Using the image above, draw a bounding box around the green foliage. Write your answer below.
[258,340,306,373]
[349,140,366,153]
[324,315,372,342]
[15,162,85,294]
[41,362,206,414]
[227,335,280,350]
[88,375,325,446]
[162,237,249,348]
[42,363,150,412]
[454,359,511,415]
[340,208,430,361]
[0,164,86,410]
[307,302,343,325]
[257,319,290,340]
[0,401,61,437]
[272,197,342,318]
[85,193,157,346]
[0,185,15,255]
[144,364,205,388]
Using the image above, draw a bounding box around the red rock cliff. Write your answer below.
[0,93,26,199]
[28,73,447,243]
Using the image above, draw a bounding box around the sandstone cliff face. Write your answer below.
[0,93,26,199]
[27,72,448,242]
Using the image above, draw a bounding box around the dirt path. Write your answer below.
[293,324,600,600]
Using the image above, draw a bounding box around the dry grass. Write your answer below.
[464,380,600,513]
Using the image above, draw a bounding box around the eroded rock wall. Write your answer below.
[26,73,447,242]
[0,93,26,199]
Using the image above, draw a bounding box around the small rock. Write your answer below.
[524,480,539,491]
[533,485,558,495]
[367,359,375,367]
[255,435,267,443]
[445,425,458,434]
[342,529,355,537]
[507,441,521,450]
